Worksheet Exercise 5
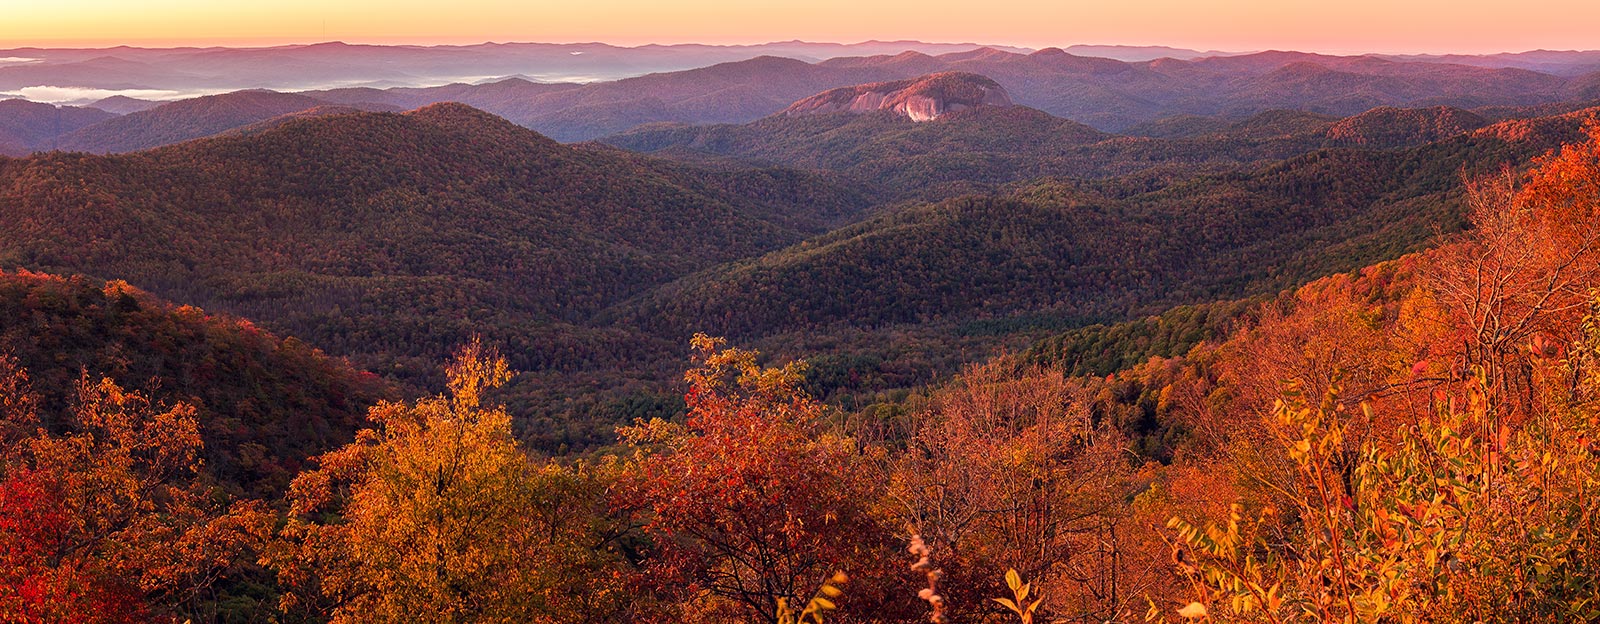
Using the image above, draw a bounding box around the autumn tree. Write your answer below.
[267,339,631,623]
[0,355,271,623]
[1429,125,1600,417]
[1155,131,1600,622]
[877,360,1143,622]
[617,334,908,623]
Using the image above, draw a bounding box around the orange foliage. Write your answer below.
[0,357,270,623]
[617,334,910,623]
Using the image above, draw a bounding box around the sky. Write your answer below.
[2,0,1597,54]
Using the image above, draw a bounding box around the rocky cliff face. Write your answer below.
[780,72,1013,122]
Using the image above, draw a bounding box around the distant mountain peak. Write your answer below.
[404,101,537,132]
[888,50,936,62]
[780,72,1013,122]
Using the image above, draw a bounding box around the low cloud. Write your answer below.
[5,71,607,107]
[10,85,228,105]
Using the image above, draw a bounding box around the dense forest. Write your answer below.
[5,125,1600,621]
[4,98,1597,453]
[5,51,1600,622]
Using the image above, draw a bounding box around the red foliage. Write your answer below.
[616,335,910,622]
[0,469,149,624]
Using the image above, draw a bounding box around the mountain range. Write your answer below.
[3,46,1599,153]
[7,38,1600,624]
[0,40,1033,101]
[4,76,1594,446]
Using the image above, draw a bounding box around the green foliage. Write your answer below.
[1025,298,1263,377]
[0,105,871,453]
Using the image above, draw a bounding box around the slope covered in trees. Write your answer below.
[5,100,1597,453]
[0,270,387,495]
[0,98,117,155]
[606,95,1578,200]
[610,107,1597,342]
[17,124,1599,620]
[0,103,871,383]
[316,48,1600,140]
[6,56,1600,624]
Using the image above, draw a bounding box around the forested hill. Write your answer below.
[603,95,1587,200]
[606,107,1599,341]
[0,103,872,385]
[0,98,116,155]
[0,270,388,496]
[2,100,1595,454]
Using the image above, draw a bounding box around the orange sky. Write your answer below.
[2,0,1596,54]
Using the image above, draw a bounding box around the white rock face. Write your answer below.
[781,72,1013,122]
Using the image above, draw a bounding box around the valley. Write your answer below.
[3,35,1600,624]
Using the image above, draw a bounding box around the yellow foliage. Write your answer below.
[269,339,630,623]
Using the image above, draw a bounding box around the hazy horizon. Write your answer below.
[6,0,1599,55]
[1,38,1597,58]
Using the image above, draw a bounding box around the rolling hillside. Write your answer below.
[0,103,872,384]
[0,98,117,155]
[606,107,1598,341]
[0,270,388,495]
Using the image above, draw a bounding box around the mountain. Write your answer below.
[0,54,185,92]
[605,108,1599,344]
[0,40,1032,103]
[780,72,1013,121]
[308,56,909,142]
[87,94,159,114]
[1325,105,1490,147]
[51,47,1582,147]
[397,48,1600,139]
[0,103,872,445]
[607,88,1520,201]
[307,76,582,112]
[607,101,1107,198]
[1064,45,1236,61]
[1383,49,1600,76]
[0,98,117,155]
[55,90,394,153]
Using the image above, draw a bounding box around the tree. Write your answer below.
[880,361,1141,622]
[617,334,907,623]
[0,355,271,623]
[1428,126,1600,417]
[268,339,630,623]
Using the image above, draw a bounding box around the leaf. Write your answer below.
[1177,602,1208,619]
[1005,568,1022,592]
